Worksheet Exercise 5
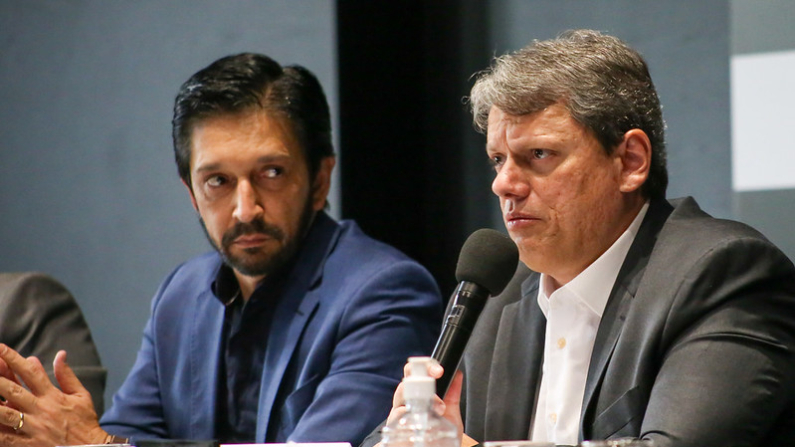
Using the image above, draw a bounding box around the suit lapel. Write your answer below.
[579,199,673,440]
[578,282,634,441]
[255,213,341,441]
[255,280,321,441]
[485,273,546,440]
[190,287,226,439]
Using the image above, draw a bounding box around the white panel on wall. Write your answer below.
[731,49,795,191]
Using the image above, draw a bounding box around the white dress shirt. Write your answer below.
[530,202,649,445]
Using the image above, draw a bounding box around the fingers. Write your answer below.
[53,351,88,397]
[386,404,408,425]
[441,370,465,443]
[0,358,19,386]
[0,374,35,412]
[397,358,446,413]
[428,362,443,379]
[444,370,464,407]
[402,358,443,379]
[0,344,52,395]
[387,380,407,425]
[431,394,447,416]
[0,407,24,431]
[26,356,44,372]
[391,380,405,408]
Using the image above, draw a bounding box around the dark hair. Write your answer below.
[172,53,334,185]
[469,29,668,199]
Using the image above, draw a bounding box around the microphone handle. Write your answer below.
[431,281,489,396]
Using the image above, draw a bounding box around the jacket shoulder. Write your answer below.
[330,220,437,279]
[147,252,222,313]
[652,197,793,270]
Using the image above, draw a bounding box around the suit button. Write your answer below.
[557,337,566,349]
[550,412,557,424]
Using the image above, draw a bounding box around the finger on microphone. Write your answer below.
[445,370,464,407]
[429,362,444,379]
[403,357,442,379]
[432,229,518,397]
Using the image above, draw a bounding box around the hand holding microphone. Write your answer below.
[366,229,518,447]
[432,228,519,396]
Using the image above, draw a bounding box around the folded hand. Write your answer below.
[0,344,109,447]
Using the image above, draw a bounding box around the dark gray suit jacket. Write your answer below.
[0,272,106,414]
[460,197,795,447]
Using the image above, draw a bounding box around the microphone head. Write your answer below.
[455,228,519,296]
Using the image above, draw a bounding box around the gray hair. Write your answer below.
[469,29,668,199]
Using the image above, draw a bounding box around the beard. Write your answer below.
[199,196,315,278]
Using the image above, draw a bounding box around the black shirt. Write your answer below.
[212,263,288,443]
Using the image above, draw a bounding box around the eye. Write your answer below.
[206,175,227,188]
[531,149,551,159]
[489,154,504,169]
[262,166,284,179]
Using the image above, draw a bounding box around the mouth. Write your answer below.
[232,234,273,248]
[504,212,541,227]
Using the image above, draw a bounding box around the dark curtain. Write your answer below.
[336,1,496,294]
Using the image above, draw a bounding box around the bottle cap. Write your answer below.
[403,356,436,400]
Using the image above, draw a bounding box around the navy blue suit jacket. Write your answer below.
[100,213,442,444]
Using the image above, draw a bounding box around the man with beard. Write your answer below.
[0,53,442,446]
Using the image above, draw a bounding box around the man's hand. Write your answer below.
[0,344,109,447]
[384,361,477,447]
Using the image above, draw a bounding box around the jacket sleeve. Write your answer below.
[98,269,177,440]
[639,237,795,447]
[285,258,443,446]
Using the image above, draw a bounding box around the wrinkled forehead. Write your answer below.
[485,103,592,152]
[486,106,541,153]
[486,106,519,135]
[485,103,560,132]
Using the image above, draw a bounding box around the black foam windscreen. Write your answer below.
[454,228,519,296]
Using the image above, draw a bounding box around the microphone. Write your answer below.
[431,228,519,396]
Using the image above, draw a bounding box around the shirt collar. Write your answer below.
[212,259,292,307]
[537,201,649,318]
[213,263,241,306]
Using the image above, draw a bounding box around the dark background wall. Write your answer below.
[337,1,493,294]
[2,0,791,413]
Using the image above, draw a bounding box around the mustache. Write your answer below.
[221,218,284,248]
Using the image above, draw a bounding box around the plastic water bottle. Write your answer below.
[381,357,460,447]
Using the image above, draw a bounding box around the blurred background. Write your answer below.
[1,0,793,409]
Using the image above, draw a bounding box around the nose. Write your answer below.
[232,180,263,223]
[491,157,530,200]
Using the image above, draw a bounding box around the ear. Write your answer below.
[616,129,651,193]
[182,179,200,213]
[311,156,336,211]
